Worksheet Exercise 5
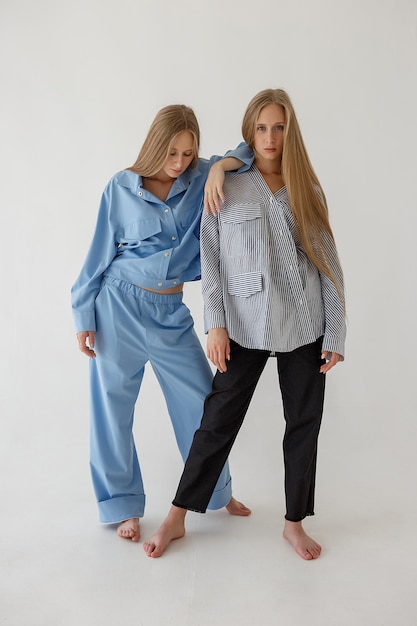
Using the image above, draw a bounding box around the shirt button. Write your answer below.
[138,192,143,196]
[172,236,177,241]
[173,281,177,285]
[164,208,169,213]
[164,252,169,257]
[158,282,163,287]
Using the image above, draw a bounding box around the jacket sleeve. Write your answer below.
[204,142,254,172]
[200,209,227,332]
[223,142,254,171]
[319,232,346,358]
[71,179,119,333]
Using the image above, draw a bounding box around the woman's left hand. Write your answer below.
[204,162,225,215]
[320,351,342,374]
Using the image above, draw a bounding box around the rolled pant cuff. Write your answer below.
[98,494,145,524]
[207,476,232,510]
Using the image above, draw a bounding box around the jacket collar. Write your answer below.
[115,162,203,196]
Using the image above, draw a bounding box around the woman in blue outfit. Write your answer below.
[144,89,346,560]
[71,105,252,541]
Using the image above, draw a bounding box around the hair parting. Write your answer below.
[128,104,200,178]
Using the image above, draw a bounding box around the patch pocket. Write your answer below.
[227,272,263,298]
[221,203,263,257]
[220,203,262,224]
[121,218,162,247]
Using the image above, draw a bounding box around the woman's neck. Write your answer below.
[254,154,282,176]
[142,176,173,202]
[254,157,284,194]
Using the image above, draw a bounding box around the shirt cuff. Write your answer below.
[72,310,96,334]
[322,335,345,360]
[204,311,227,334]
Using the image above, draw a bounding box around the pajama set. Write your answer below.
[172,164,346,521]
[71,148,252,524]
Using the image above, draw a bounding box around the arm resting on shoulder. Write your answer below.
[204,158,241,213]
[204,143,254,214]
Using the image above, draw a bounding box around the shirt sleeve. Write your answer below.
[319,232,347,358]
[200,209,227,332]
[71,179,119,333]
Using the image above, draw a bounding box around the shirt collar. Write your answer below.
[116,162,203,196]
[115,169,141,193]
[170,162,202,191]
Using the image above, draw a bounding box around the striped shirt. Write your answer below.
[200,165,346,357]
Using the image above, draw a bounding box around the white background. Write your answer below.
[1,1,417,624]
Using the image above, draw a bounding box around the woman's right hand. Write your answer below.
[207,327,230,373]
[77,331,96,358]
[204,162,225,215]
[204,156,244,214]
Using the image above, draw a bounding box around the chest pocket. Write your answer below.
[120,218,162,248]
[220,203,263,257]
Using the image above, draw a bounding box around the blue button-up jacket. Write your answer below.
[71,147,252,333]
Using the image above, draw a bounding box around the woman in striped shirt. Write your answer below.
[144,89,346,560]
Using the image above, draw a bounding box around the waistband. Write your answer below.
[102,275,184,304]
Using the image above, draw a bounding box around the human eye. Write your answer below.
[274,124,284,132]
[256,125,266,132]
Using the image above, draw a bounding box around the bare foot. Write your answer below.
[283,520,321,560]
[225,497,251,516]
[117,518,140,542]
[143,506,186,558]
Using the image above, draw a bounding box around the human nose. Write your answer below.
[174,154,184,168]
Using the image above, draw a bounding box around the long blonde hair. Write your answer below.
[128,105,200,177]
[242,89,343,298]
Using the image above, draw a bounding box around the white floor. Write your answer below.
[1,360,416,626]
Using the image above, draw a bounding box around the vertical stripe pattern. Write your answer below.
[200,165,346,357]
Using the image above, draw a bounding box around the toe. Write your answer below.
[150,547,163,558]
[143,541,155,555]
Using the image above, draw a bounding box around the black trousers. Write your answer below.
[172,337,326,522]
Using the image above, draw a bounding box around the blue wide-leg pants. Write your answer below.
[89,275,232,523]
